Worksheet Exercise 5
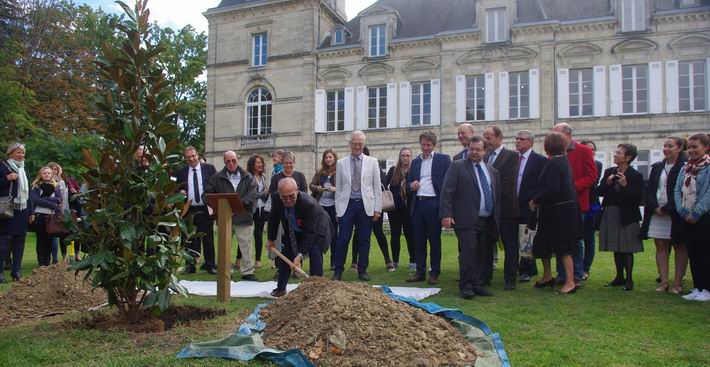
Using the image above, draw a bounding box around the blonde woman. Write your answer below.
[0,143,32,282]
[47,162,70,262]
[30,167,61,266]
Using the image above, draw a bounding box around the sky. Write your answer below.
[78,0,378,34]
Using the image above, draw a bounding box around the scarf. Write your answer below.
[6,159,29,210]
[272,163,283,175]
[681,154,710,210]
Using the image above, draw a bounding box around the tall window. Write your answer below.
[411,82,431,126]
[367,86,387,129]
[252,32,268,67]
[246,87,272,135]
[332,28,344,45]
[369,24,386,57]
[466,75,485,121]
[622,64,648,114]
[569,68,593,117]
[509,71,529,119]
[486,8,507,43]
[326,90,345,132]
[679,60,706,112]
[622,0,645,32]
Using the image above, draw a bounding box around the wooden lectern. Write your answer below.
[204,193,247,303]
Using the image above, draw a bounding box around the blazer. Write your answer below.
[174,163,217,204]
[598,166,643,225]
[674,161,710,222]
[439,159,501,231]
[406,152,452,213]
[517,149,547,223]
[640,157,686,241]
[567,140,599,212]
[531,156,582,244]
[206,166,257,225]
[268,191,333,255]
[334,154,382,217]
[452,148,468,161]
[488,147,520,218]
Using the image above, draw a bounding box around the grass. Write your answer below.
[0,232,708,366]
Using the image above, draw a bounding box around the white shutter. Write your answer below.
[499,71,509,120]
[399,82,411,127]
[609,64,622,116]
[529,69,539,119]
[650,149,663,165]
[386,83,397,129]
[706,58,710,111]
[634,0,645,31]
[344,87,354,131]
[430,79,441,125]
[455,75,466,122]
[315,89,326,132]
[649,61,663,114]
[356,86,367,130]
[622,0,633,32]
[485,73,495,121]
[557,69,569,118]
[665,61,678,113]
[593,66,607,117]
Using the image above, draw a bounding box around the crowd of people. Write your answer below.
[1,124,709,302]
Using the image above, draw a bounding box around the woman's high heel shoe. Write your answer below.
[534,278,555,288]
[555,286,578,295]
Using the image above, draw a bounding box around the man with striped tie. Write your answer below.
[440,136,501,299]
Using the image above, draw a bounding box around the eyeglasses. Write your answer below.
[224,159,237,163]
[279,193,298,201]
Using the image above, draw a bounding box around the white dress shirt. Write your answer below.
[417,152,436,197]
[187,163,204,206]
[228,170,241,191]
[516,149,531,194]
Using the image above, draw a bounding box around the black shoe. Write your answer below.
[555,286,578,295]
[623,280,634,291]
[604,278,625,287]
[332,270,342,281]
[182,266,196,275]
[270,288,286,298]
[241,274,257,281]
[358,272,370,281]
[406,273,426,283]
[473,288,493,297]
[461,290,475,300]
[504,281,516,291]
[11,272,21,281]
[206,267,217,275]
[534,278,555,288]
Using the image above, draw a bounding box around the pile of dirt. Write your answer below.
[73,305,226,333]
[0,263,107,326]
[261,277,477,367]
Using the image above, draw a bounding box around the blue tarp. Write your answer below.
[177,286,510,367]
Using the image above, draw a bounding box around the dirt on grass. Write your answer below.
[71,305,226,333]
[0,263,107,326]
[261,277,477,367]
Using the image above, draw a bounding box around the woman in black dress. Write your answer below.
[529,132,582,294]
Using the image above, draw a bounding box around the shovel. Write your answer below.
[269,246,310,278]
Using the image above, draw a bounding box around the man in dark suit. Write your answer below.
[483,126,520,290]
[440,136,500,299]
[453,123,475,161]
[267,177,333,297]
[515,130,547,282]
[406,131,452,284]
[175,146,218,274]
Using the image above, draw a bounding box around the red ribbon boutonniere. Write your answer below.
[296,219,303,228]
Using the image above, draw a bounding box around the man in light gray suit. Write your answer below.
[440,136,501,299]
[332,130,382,281]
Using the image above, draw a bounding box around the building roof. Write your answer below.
[516,0,612,23]
[216,0,268,7]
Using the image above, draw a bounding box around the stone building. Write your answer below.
[204,0,710,180]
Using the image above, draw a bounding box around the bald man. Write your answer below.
[267,178,333,297]
[453,124,475,161]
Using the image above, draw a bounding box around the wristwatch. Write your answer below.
[297,253,305,260]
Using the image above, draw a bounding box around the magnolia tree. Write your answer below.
[70,0,195,321]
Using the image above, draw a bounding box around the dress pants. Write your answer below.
[275,236,324,291]
[388,206,414,264]
[333,199,372,273]
[351,216,391,266]
[583,214,597,273]
[187,206,216,270]
[686,215,710,291]
[233,223,255,276]
[499,217,520,284]
[0,234,25,276]
[411,197,442,277]
[456,217,491,293]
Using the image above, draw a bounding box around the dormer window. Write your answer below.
[369,24,386,57]
[621,0,645,32]
[486,8,508,43]
[332,28,344,46]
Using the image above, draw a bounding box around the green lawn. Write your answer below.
[1,232,708,367]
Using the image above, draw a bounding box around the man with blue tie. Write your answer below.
[440,136,501,299]
[453,123,475,161]
[406,131,452,284]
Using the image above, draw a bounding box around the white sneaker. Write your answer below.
[694,289,710,302]
[681,288,700,300]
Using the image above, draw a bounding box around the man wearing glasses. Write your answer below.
[206,150,258,281]
[267,178,333,297]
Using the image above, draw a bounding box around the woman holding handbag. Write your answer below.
[0,143,33,282]
[385,147,415,271]
[30,166,61,267]
[47,162,70,263]
[310,148,338,269]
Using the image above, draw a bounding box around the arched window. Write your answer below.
[246,87,272,136]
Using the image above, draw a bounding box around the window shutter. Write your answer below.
[356,86,367,130]
[486,11,495,43]
[609,65,622,116]
[706,58,710,110]
[430,79,441,125]
[315,89,326,132]
[593,66,607,117]
[399,82,411,127]
[455,75,466,122]
[649,61,663,114]
[499,71,509,120]
[529,69,539,119]
[386,83,397,129]
[485,73,495,121]
[557,69,569,118]
[344,87,354,131]
[634,0,645,31]
[622,0,633,32]
[650,149,664,165]
[664,61,678,113]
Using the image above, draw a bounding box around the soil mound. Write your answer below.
[261,277,476,367]
[0,263,107,326]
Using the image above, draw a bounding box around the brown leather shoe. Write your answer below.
[270,288,286,298]
[407,273,426,283]
[428,275,439,284]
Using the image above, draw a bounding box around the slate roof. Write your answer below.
[516,0,612,23]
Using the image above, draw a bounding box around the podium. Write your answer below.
[205,193,247,303]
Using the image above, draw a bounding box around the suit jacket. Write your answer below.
[174,163,217,204]
[439,159,501,230]
[453,148,468,161]
[267,191,333,255]
[406,152,452,213]
[640,157,687,242]
[567,140,598,212]
[517,150,547,223]
[531,156,583,244]
[206,166,257,225]
[486,147,519,218]
[598,166,643,225]
[334,155,382,217]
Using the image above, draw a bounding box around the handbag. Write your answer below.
[381,184,395,212]
[518,224,535,259]
[0,169,14,219]
[45,211,74,236]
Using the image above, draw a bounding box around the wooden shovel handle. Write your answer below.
[270,246,309,278]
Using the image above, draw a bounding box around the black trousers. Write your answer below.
[482,218,499,283]
[35,214,53,266]
[499,217,520,284]
[187,206,215,270]
[350,215,391,265]
[456,217,494,292]
[0,234,25,276]
[686,215,710,291]
[388,206,414,264]
[252,209,267,261]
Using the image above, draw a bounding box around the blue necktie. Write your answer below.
[476,164,493,213]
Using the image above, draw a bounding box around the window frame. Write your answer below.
[367,85,387,129]
[252,32,268,67]
[568,68,594,117]
[621,0,645,32]
[369,24,387,57]
[411,81,432,126]
[486,7,508,43]
[465,75,486,121]
[622,64,649,115]
[678,60,707,112]
[332,28,344,46]
[246,87,272,136]
[509,71,529,119]
[326,89,345,132]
